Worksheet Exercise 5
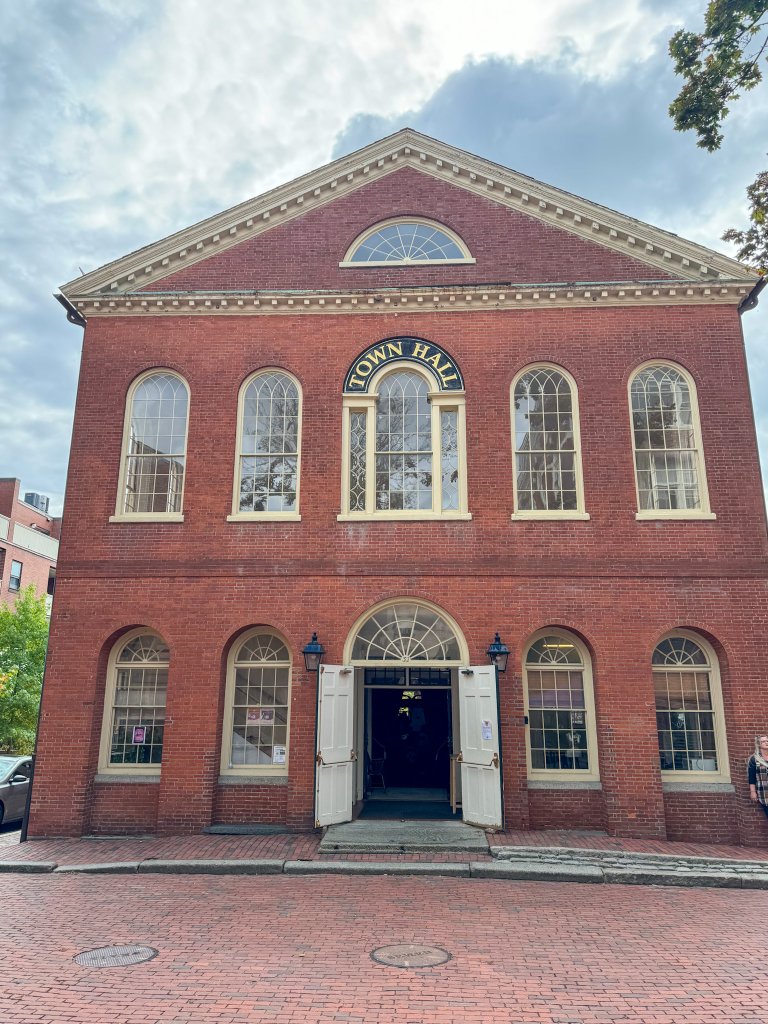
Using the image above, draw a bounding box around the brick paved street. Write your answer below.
[1,871,766,1024]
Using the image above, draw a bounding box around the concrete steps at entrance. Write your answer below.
[319,820,490,855]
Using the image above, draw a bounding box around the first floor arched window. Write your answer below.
[221,630,292,775]
[653,632,729,779]
[523,631,600,781]
[98,630,169,773]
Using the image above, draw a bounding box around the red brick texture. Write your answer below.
[139,166,676,293]
[3,873,768,1024]
[33,171,768,846]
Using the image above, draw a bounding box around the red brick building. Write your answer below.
[32,130,768,845]
[0,479,59,614]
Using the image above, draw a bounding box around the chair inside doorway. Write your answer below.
[361,667,458,820]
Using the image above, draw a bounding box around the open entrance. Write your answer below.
[361,667,456,819]
[314,599,503,829]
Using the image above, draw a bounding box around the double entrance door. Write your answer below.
[315,663,503,830]
[363,667,453,804]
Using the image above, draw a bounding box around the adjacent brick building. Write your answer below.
[0,478,59,614]
[31,130,768,845]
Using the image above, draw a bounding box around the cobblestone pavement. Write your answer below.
[1,872,766,1024]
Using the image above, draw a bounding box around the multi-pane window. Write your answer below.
[512,366,583,514]
[654,635,725,774]
[630,363,708,513]
[223,632,291,772]
[9,560,22,591]
[525,634,599,779]
[343,219,472,265]
[103,633,168,769]
[234,371,300,515]
[120,372,188,515]
[351,602,462,662]
[343,369,467,518]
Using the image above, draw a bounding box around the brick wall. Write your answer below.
[32,169,768,845]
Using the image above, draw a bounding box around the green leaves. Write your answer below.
[0,588,49,754]
[669,1,768,152]
[669,2,768,273]
[722,170,768,272]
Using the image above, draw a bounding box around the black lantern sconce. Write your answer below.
[486,632,509,673]
[303,632,325,673]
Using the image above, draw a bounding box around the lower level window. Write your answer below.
[653,634,727,775]
[100,631,168,771]
[222,630,291,774]
[9,560,22,591]
[524,632,599,781]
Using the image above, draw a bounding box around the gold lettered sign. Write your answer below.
[344,337,464,393]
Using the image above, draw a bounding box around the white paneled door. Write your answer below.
[314,665,355,827]
[458,665,503,828]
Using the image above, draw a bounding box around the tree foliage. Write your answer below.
[0,588,49,754]
[669,1,768,273]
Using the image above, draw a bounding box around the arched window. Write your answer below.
[511,366,587,518]
[351,602,463,663]
[221,630,292,775]
[115,370,189,519]
[230,370,301,519]
[341,219,474,266]
[653,633,729,778]
[99,630,169,773]
[629,362,712,517]
[523,632,599,781]
[341,365,469,520]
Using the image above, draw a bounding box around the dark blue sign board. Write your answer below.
[343,337,464,393]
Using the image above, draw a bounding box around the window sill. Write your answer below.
[218,774,288,785]
[635,511,716,521]
[94,773,161,783]
[527,779,602,790]
[109,514,184,523]
[661,779,733,792]
[511,512,590,521]
[338,258,476,268]
[338,511,473,522]
[226,513,301,522]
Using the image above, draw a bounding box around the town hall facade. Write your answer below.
[31,129,768,846]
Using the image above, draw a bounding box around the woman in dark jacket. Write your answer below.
[748,735,768,819]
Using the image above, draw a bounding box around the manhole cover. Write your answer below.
[74,945,158,968]
[371,943,450,968]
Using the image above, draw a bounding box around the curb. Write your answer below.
[2,857,768,887]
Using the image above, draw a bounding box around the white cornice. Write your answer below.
[60,129,758,298]
[69,280,752,317]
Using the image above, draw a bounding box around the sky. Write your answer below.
[2,0,766,516]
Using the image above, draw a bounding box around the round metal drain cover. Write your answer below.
[371,943,450,968]
[74,945,158,968]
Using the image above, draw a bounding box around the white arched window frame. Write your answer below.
[221,629,292,777]
[344,598,468,666]
[339,362,470,521]
[653,630,730,783]
[510,364,589,520]
[112,369,190,522]
[228,369,302,521]
[98,628,169,775]
[523,630,600,783]
[628,361,714,520]
[339,218,475,267]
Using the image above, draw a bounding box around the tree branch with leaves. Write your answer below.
[669,0,768,272]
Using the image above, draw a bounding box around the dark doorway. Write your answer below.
[362,668,454,818]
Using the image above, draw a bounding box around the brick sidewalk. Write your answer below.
[3,826,768,866]
[1,871,767,1024]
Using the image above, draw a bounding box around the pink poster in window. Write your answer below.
[132,726,146,744]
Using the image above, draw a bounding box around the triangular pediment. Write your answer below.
[60,128,757,303]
